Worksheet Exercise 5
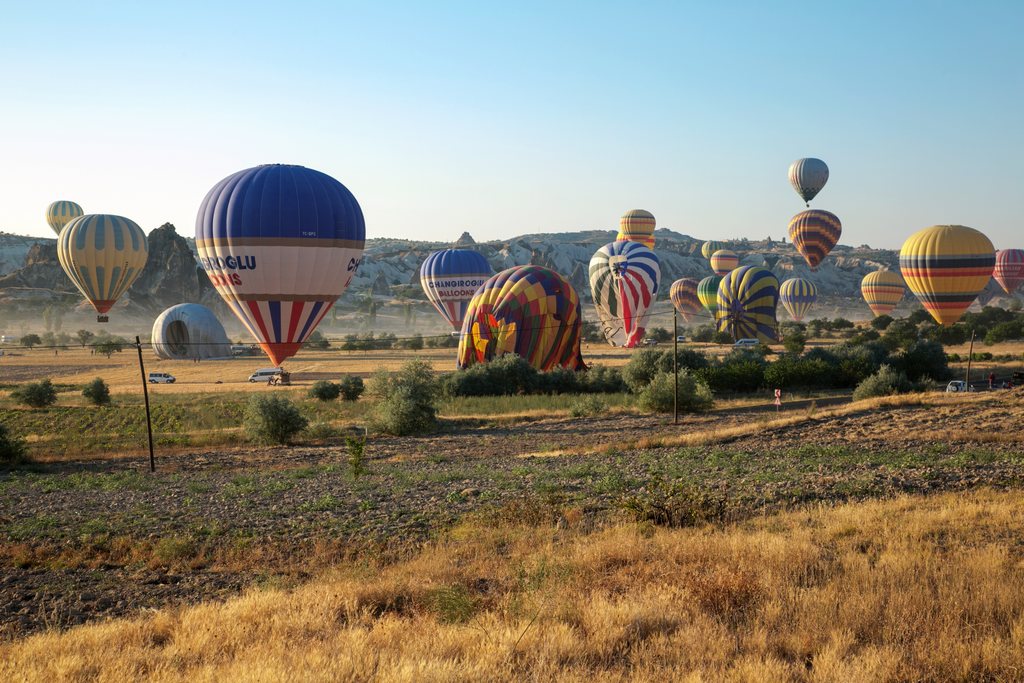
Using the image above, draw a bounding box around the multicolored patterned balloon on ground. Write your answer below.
[195,164,365,366]
[788,158,829,206]
[670,278,701,322]
[993,249,1024,295]
[778,278,818,321]
[589,241,660,348]
[715,266,779,343]
[788,209,841,270]
[701,240,725,260]
[860,270,905,316]
[899,225,995,326]
[457,265,584,371]
[420,249,493,330]
[57,214,148,322]
[697,275,722,315]
[615,209,656,249]
[46,200,84,235]
[709,249,739,277]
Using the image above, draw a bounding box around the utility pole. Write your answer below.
[673,309,679,424]
[135,336,155,472]
[964,329,976,392]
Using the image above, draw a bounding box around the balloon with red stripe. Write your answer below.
[670,278,701,322]
[195,164,365,366]
[709,249,739,276]
[589,241,660,348]
[788,209,841,270]
[993,249,1024,295]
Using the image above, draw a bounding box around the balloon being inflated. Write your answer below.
[420,249,493,330]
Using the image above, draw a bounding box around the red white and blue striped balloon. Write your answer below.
[778,278,818,321]
[994,249,1024,295]
[195,164,365,367]
[589,241,661,348]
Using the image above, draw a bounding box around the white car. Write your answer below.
[734,338,759,347]
[148,372,176,384]
[945,380,975,393]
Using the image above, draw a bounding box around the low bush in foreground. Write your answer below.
[852,365,917,401]
[0,423,29,465]
[11,379,58,409]
[308,380,342,401]
[369,360,439,435]
[243,395,309,445]
[339,376,365,401]
[82,378,111,406]
[637,371,713,414]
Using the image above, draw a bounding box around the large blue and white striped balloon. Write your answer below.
[420,249,493,330]
[195,164,365,366]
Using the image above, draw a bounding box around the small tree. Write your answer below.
[852,365,916,401]
[368,360,439,435]
[12,379,58,408]
[870,315,894,331]
[0,423,28,465]
[93,338,126,358]
[244,395,308,445]
[303,330,331,350]
[339,375,365,401]
[76,329,96,347]
[783,331,807,355]
[20,333,41,349]
[308,380,342,401]
[82,378,111,406]
[637,371,713,413]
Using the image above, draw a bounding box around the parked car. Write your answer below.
[641,339,659,346]
[249,368,284,383]
[734,338,759,347]
[945,380,975,393]
[676,336,687,342]
[148,372,176,384]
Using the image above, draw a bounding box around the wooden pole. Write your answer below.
[135,336,155,472]
[673,310,679,424]
[964,329,976,392]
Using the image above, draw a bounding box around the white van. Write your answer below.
[148,372,176,384]
[734,338,759,347]
[248,368,283,383]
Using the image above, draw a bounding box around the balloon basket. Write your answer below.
[97,315,109,323]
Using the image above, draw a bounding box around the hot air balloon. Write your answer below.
[701,240,725,260]
[993,249,1024,295]
[457,265,584,371]
[788,158,829,206]
[778,278,817,321]
[195,164,365,367]
[419,249,493,330]
[57,214,148,322]
[152,304,232,360]
[589,241,660,348]
[899,225,995,326]
[670,278,701,322]
[697,275,722,315]
[46,201,84,235]
[788,209,841,270]
[615,209,656,249]
[715,266,780,343]
[860,270,905,317]
[709,249,739,276]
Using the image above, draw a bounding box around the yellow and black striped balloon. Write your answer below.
[615,209,656,249]
[778,278,818,321]
[709,249,739,276]
[670,277,701,322]
[715,266,779,343]
[46,200,83,235]
[898,225,994,326]
[57,214,149,319]
[860,270,905,317]
[788,209,841,270]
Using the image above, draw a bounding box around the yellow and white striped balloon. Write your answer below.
[57,214,148,320]
[46,200,83,235]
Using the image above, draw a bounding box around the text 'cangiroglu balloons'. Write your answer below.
[860,270,905,317]
[788,158,829,206]
[420,249,493,330]
[899,225,995,326]
[993,249,1024,295]
[616,209,656,249]
[46,200,84,235]
[589,241,661,348]
[195,164,365,366]
[709,249,739,277]
[715,266,779,343]
[57,214,148,322]
[457,265,584,372]
[788,209,841,270]
[697,275,722,315]
[778,278,817,321]
[670,278,701,322]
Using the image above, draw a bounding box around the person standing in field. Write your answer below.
[989,372,996,390]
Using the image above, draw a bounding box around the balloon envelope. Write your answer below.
[457,265,584,371]
[195,164,365,366]
[716,266,779,343]
[57,214,148,320]
[615,209,656,249]
[993,249,1024,295]
[899,225,995,326]
[778,278,817,321]
[420,249,493,330]
[670,278,701,322]
[788,158,829,205]
[589,241,660,348]
[860,270,905,316]
[46,200,83,235]
[151,304,232,360]
[697,275,722,315]
[701,240,725,260]
[788,209,841,270]
[710,249,739,277]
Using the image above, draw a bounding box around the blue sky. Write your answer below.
[1,1,1021,248]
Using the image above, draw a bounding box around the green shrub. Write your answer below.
[655,348,710,375]
[870,315,895,330]
[763,356,833,389]
[12,379,58,409]
[346,433,368,478]
[622,349,662,392]
[0,423,29,465]
[369,360,439,436]
[782,331,807,355]
[580,365,627,393]
[82,378,111,406]
[569,395,608,418]
[621,480,727,528]
[637,371,713,413]
[304,421,339,440]
[852,365,916,401]
[339,375,365,401]
[696,352,766,393]
[244,395,309,445]
[895,339,950,382]
[309,380,342,401]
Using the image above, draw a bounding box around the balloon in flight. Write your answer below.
[420,249,493,330]
[788,158,829,206]
[589,241,660,348]
[697,275,722,315]
[715,266,780,343]
[701,240,725,260]
[46,201,83,235]
[669,278,701,322]
[195,164,365,366]
[898,225,995,326]
[778,278,817,321]
[709,249,739,277]
[457,265,584,372]
[993,249,1024,295]
[615,209,656,249]
[788,209,841,270]
[860,270,905,317]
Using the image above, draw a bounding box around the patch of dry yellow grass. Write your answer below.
[4,490,1024,681]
